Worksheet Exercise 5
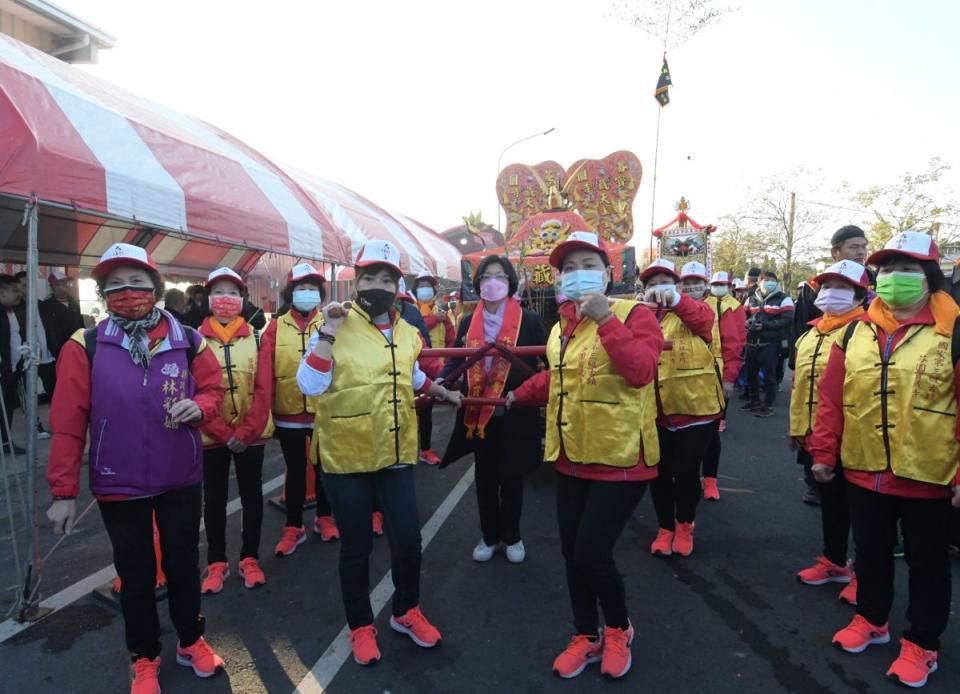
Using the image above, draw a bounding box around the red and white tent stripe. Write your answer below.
[292,170,459,278]
[0,34,463,279]
[394,214,462,281]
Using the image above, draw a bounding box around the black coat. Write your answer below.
[39,296,84,358]
[439,306,547,475]
[1,302,26,386]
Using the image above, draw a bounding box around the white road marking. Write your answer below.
[0,473,286,643]
[294,464,475,694]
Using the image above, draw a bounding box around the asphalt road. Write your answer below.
[1,396,957,693]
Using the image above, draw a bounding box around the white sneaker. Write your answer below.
[505,540,526,564]
[472,539,499,562]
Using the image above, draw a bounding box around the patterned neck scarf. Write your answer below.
[109,307,163,370]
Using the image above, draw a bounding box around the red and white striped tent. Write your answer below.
[0,33,458,279]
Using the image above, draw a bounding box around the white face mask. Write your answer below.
[647,283,676,296]
[814,287,857,315]
[710,285,729,297]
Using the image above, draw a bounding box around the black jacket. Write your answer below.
[1,303,26,386]
[745,289,795,346]
[398,301,431,346]
[439,306,547,474]
[38,296,84,358]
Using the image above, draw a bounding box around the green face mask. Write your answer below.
[876,271,926,307]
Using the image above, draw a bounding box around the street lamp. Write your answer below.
[496,127,556,233]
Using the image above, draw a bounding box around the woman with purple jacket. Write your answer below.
[45,244,226,694]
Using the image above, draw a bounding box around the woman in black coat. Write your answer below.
[440,256,547,564]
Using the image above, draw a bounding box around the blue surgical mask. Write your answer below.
[762,280,778,293]
[416,286,435,303]
[560,269,606,301]
[292,289,321,312]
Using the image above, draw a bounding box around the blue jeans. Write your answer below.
[319,465,422,629]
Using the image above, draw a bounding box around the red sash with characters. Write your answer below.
[464,299,523,439]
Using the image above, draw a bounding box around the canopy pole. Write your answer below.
[17,198,44,622]
[330,262,337,303]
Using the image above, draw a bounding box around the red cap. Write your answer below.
[287,262,326,285]
[866,231,940,266]
[92,243,158,280]
[206,267,246,290]
[355,240,403,276]
[639,259,680,283]
[547,224,609,269]
[814,260,870,289]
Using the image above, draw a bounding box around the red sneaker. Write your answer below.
[673,522,695,557]
[887,638,938,688]
[718,418,727,433]
[176,637,224,677]
[372,511,384,536]
[349,625,381,666]
[238,557,266,589]
[832,614,890,653]
[313,515,340,542]
[200,562,230,595]
[419,449,441,466]
[389,605,441,647]
[130,656,160,694]
[650,529,674,556]
[703,477,720,500]
[274,526,306,556]
[601,622,634,679]
[838,575,858,605]
[552,634,603,679]
[796,556,852,585]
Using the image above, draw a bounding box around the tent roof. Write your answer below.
[0,34,459,278]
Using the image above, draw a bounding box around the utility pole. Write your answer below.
[786,191,796,288]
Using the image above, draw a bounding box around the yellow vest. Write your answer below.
[545,300,660,468]
[312,306,421,474]
[656,311,725,417]
[840,320,960,486]
[273,311,322,416]
[202,328,275,446]
[788,324,844,437]
[421,303,448,352]
[705,294,741,371]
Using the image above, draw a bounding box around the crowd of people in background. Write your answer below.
[0,217,956,693]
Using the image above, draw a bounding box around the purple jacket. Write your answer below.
[88,312,202,496]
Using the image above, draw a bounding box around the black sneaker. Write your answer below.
[802,485,821,506]
[753,407,775,418]
[739,401,761,412]
[2,441,26,455]
[37,422,51,440]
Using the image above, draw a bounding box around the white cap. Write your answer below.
[288,262,325,284]
[206,267,245,289]
[549,230,608,268]
[48,268,67,282]
[732,278,747,290]
[415,269,438,285]
[397,277,414,302]
[710,271,731,285]
[639,258,679,282]
[815,260,870,289]
[355,240,403,275]
[92,243,157,279]
[867,230,939,265]
[680,261,708,281]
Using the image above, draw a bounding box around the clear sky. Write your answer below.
[70,0,960,246]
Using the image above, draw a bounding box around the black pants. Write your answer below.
[651,423,718,529]
[817,461,850,567]
[474,420,524,546]
[202,445,265,563]
[702,428,721,478]
[320,465,422,629]
[0,381,19,444]
[418,405,433,451]
[38,361,56,401]
[99,484,205,660]
[847,484,952,651]
[276,426,331,526]
[745,342,779,406]
[556,474,648,634]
